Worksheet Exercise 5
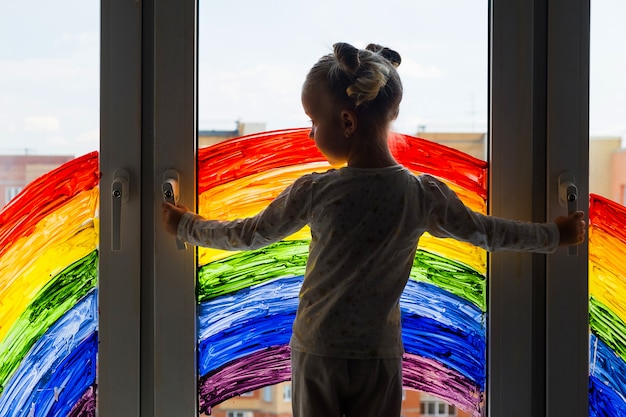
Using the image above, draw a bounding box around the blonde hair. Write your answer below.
[304,42,403,125]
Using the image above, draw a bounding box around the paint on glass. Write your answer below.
[196,129,488,416]
[589,194,626,417]
[0,152,99,417]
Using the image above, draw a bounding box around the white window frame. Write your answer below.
[283,383,292,402]
[262,386,273,402]
[490,1,589,416]
[99,0,590,416]
[98,1,142,416]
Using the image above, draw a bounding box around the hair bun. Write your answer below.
[333,42,361,73]
[366,43,401,68]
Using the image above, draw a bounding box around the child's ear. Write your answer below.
[341,110,358,137]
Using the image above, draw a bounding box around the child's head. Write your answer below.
[302,42,403,139]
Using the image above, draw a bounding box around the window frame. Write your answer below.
[98,1,143,416]
[99,0,590,416]
[489,0,589,415]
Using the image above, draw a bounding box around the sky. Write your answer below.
[0,0,624,156]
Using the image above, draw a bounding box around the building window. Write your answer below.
[239,391,253,397]
[420,398,457,416]
[5,186,23,204]
[227,412,252,417]
[262,386,272,402]
[283,383,292,402]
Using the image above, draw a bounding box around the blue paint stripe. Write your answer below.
[590,333,626,409]
[198,277,485,385]
[40,333,97,417]
[0,290,97,417]
[589,374,626,417]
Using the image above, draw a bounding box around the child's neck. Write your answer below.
[347,145,398,168]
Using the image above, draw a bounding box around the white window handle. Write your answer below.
[111,168,129,251]
[558,172,578,256]
[162,169,187,251]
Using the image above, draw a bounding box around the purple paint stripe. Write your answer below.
[67,385,96,417]
[199,346,482,417]
[198,345,291,414]
[403,353,482,417]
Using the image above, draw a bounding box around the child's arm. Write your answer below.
[420,175,586,253]
[160,175,312,250]
[554,210,586,246]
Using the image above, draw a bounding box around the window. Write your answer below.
[4,186,22,204]
[1,1,594,417]
[196,3,489,414]
[283,383,292,402]
[262,386,272,402]
[421,394,458,416]
[227,411,252,417]
[420,400,457,416]
[0,1,101,415]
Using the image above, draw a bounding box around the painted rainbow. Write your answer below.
[0,152,99,417]
[0,130,623,417]
[195,129,489,416]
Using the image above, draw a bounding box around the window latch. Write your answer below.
[558,172,578,256]
[162,169,187,251]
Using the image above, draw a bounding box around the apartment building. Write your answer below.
[0,154,74,207]
[209,382,469,417]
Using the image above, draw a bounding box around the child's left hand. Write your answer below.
[162,202,189,236]
[554,210,586,246]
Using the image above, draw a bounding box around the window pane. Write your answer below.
[589,1,626,416]
[0,1,99,415]
[198,1,487,416]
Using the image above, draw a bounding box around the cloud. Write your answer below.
[0,57,86,83]
[199,63,304,127]
[23,116,60,133]
[399,57,443,79]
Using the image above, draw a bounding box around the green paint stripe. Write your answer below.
[410,250,486,311]
[0,250,98,392]
[197,240,485,310]
[590,295,626,362]
[197,241,308,303]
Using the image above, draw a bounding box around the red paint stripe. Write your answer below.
[0,152,99,257]
[198,129,487,199]
[590,193,626,243]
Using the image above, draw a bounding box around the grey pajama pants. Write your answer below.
[291,349,403,417]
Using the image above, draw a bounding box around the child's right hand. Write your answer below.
[162,202,189,236]
[554,210,586,246]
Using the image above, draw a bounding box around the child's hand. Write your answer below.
[554,210,586,246]
[162,202,189,236]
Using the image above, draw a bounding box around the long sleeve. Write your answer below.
[177,175,313,250]
[421,175,560,253]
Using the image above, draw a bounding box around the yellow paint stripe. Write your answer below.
[589,228,626,324]
[197,165,486,272]
[0,189,98,342]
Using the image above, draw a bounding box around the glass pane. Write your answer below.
[589,1,626,416]
[197,1,487,416]
[0,1,99,415]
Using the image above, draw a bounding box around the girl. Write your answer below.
[162,42,586,417]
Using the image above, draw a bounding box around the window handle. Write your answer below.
[162,169,187,251]
[111,169,129,251]
[558,172,578,256]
